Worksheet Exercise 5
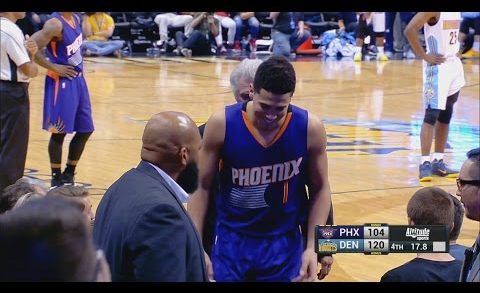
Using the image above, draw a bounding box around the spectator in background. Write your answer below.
[47,185,95,227]
[460,12,480,58]
[270,12,311,58]
[153,12,194,53]
[213,12,236,53]
[381,187,462,282]
[353,12,389,62]
[0,196,111,281]
[82,12,124,57]
[384,12,416,58]
[16,12,42,36]
[0,178,47,214]
[449,194,469,261]
[178,12,220,58]
[337,12,358,33]
[233,12,259,52]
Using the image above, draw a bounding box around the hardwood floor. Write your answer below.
[25,55,479,281]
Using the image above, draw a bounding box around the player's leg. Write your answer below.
[255,228,303,281]
[49,133,66,187]
[211,224,250,281]
[431,92,459,177]
[63,75,94,184]
[43,74,76,187]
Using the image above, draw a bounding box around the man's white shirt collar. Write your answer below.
[148,162,189,203]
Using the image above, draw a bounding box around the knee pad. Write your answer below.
[423,108,440,125]
[50,133,66,143]
[73,132,93,144]
[437,92,459,124]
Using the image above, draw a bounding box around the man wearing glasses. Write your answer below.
[457,148,480,282]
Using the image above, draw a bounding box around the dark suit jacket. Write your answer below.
[93,160,208,282]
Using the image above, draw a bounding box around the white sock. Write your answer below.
[421,156,430,164]
[377,46,384,55]
[431,152,444,161]
[354,46,362,54]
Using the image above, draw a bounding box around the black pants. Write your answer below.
[0,81,29,193]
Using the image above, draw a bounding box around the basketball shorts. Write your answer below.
[211,223,303,281]
[422,57,465,110]
[43,71,94,133]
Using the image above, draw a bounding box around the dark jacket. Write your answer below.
[93,160,208,281]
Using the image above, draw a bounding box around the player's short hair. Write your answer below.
[253,55,296,95]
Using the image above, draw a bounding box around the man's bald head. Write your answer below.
[141,112,201,179]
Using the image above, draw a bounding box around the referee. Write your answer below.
[0,12,38,194]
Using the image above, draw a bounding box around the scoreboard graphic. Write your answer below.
[316,224,449,255]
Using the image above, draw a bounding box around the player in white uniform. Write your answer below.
[405,12,465,182]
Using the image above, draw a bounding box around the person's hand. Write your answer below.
[53,64,78,80]
[296,29,304,38]
[292,248,318,282]
[24,34,38,57]
[317,255,334,280]
[204,251,214,281]
[424,53,446,65]
[207,15,215,25]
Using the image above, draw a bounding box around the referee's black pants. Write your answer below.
[0,81,29,194]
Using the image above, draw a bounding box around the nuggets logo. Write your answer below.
[319,240,337,252]
[320,227,336,239]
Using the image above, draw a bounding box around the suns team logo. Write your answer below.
[320,227,337,239]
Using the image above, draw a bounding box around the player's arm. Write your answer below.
[306,114,331,250]
[187,109,225,239]
[304,113,333,281]
[30,18,77,79]
[404,12,445,65]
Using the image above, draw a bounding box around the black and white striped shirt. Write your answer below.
[0,16,31,83]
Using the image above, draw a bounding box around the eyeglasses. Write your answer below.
[456,178,480,191]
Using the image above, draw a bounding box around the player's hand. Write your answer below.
[292,248,318,282]
[424,53,445,65]
[204,251,214,281]
[24,34,38,57]
[53,64,78,80]
[317,255,334,280]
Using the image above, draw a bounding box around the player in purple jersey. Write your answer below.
[188,56,333,281]
[31,12,94,187]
